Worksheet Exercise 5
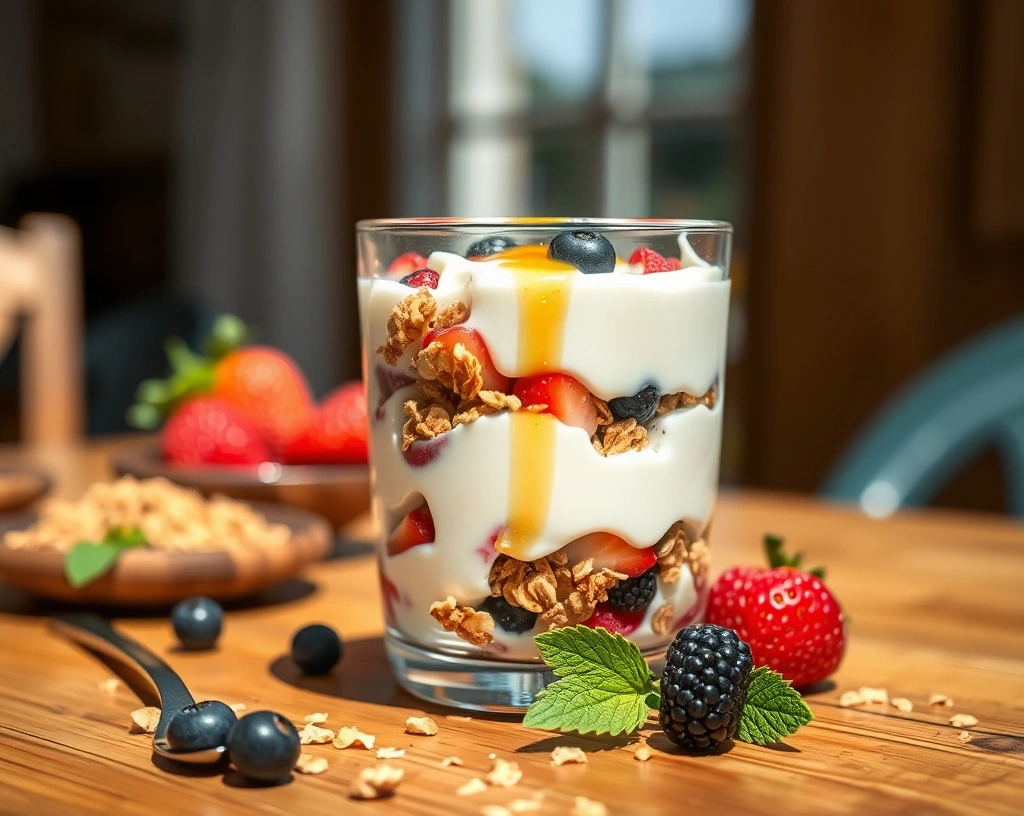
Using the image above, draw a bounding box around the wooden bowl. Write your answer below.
[0,468,51,514]
[0,503,332,606]
[112,442,370,529]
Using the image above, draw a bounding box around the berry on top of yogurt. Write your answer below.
[547,230,615,275]
[388,251,428,276]
[467,235,517,259]
[628,246,682,274]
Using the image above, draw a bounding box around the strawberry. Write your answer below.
[374,365,415,421]
[399,269,440,289]
[388,251,429,277]
[513,373,597,436]
[629,247,679,274]
[421,325,512,393]
[386,505,435,556]
[212,346,314,451]
[581,602,645,636]
[162,397,274,465]
[283,381,368,465]
[566,532,657,578]
[706,535,846,688]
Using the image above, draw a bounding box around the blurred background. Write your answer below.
[1,0,1022,515]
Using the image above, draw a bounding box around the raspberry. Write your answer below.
[399,268,440,289]
[659,624,753,750]
[480,595,538,634]
[605,566,658,612]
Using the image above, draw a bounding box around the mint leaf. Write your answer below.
[63,527,147,588]
[534,626,651,692]
[524,626,658,736]
[524,674,652,736]
[736,666,813,745]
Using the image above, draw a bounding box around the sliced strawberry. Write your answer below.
[421,325,511,393]
[566,532,657,578]
[581,602,646,636]
[513,373,597,436]
[386,505,435,556]
[402,436,448,467]
[399,268,440,289]
[388,251,429,277]
[628,247,677,274]
[665,257,682,270]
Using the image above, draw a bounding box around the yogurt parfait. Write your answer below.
[357,219,731,709]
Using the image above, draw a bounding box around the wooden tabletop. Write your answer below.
[1,441,1022,816]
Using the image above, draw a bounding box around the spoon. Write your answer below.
[50,612,227,764]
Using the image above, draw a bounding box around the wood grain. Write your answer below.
[0,442,1023,815]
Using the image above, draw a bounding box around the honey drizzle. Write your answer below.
[494,244,575,558]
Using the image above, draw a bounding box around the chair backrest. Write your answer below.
[0,214,84,443]
[821,316,1024,518]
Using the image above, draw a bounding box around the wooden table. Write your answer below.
[1,442,1022,815]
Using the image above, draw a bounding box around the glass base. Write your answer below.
[385,631,668,712]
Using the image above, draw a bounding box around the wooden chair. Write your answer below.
[0,214,84,443]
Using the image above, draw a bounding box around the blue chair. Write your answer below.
[821,316,1024,518]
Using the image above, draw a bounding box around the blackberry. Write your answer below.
[480,595,538,634]
[659,624,753,750]
[609,384,661,425]
[606,566,658,612]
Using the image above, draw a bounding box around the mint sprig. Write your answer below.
[523,626,659,736]
[524,626,813,746]
[64,527,147,588]
[736,666,813,745]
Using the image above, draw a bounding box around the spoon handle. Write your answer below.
[50,613,196,740]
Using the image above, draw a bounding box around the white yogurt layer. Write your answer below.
[359,245,729,661]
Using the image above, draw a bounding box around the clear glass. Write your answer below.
[357,218,732,711]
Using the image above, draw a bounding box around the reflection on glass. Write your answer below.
[649,122,740,221]
[530,129,593,214]
[621,0,752,102]
[511,0,603,108]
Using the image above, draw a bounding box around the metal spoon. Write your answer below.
[50,612,227,764]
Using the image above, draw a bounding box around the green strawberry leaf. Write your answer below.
[524,626,658,736]
[736,666,814,745]
[63,527,147,588]
[764,533,826,580]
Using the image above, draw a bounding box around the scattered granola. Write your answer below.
[950,714,978,728]
[441,756,464,767]
[377,289,437,365]
[333,726,376,750]
[456,778,487,796]
[430,596,495,646]
[929,693,954,707]
[349,764,404,800]
[508,797,544,813]
[839,690,866,707]
[572,796,608,816]
[405,715,439,736]
[859,687,889,705]
[299,723,335,745]
[446,715,473,722]
[304,712,329,724]
[891,697,913,713]
[650,603,674,635]
[129,706,161,734]
[485,757,523,788]
[958,730,973,743]
[228,703,247,714]
[98,678,120,694]
[295,754,329,775]
[550,746,588,766]
[634,745,652,761]
[376,747,406,759]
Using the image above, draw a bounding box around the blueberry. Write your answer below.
[171,597,223,650]
[480,595,538,634]
[166,700,238,751]
[226,711,301,784]
[466,235,516,258]
[548,230,615,275]
[290,624,343,675]
[608,384,661,425]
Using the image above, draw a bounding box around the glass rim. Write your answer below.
[356,217,733,234]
